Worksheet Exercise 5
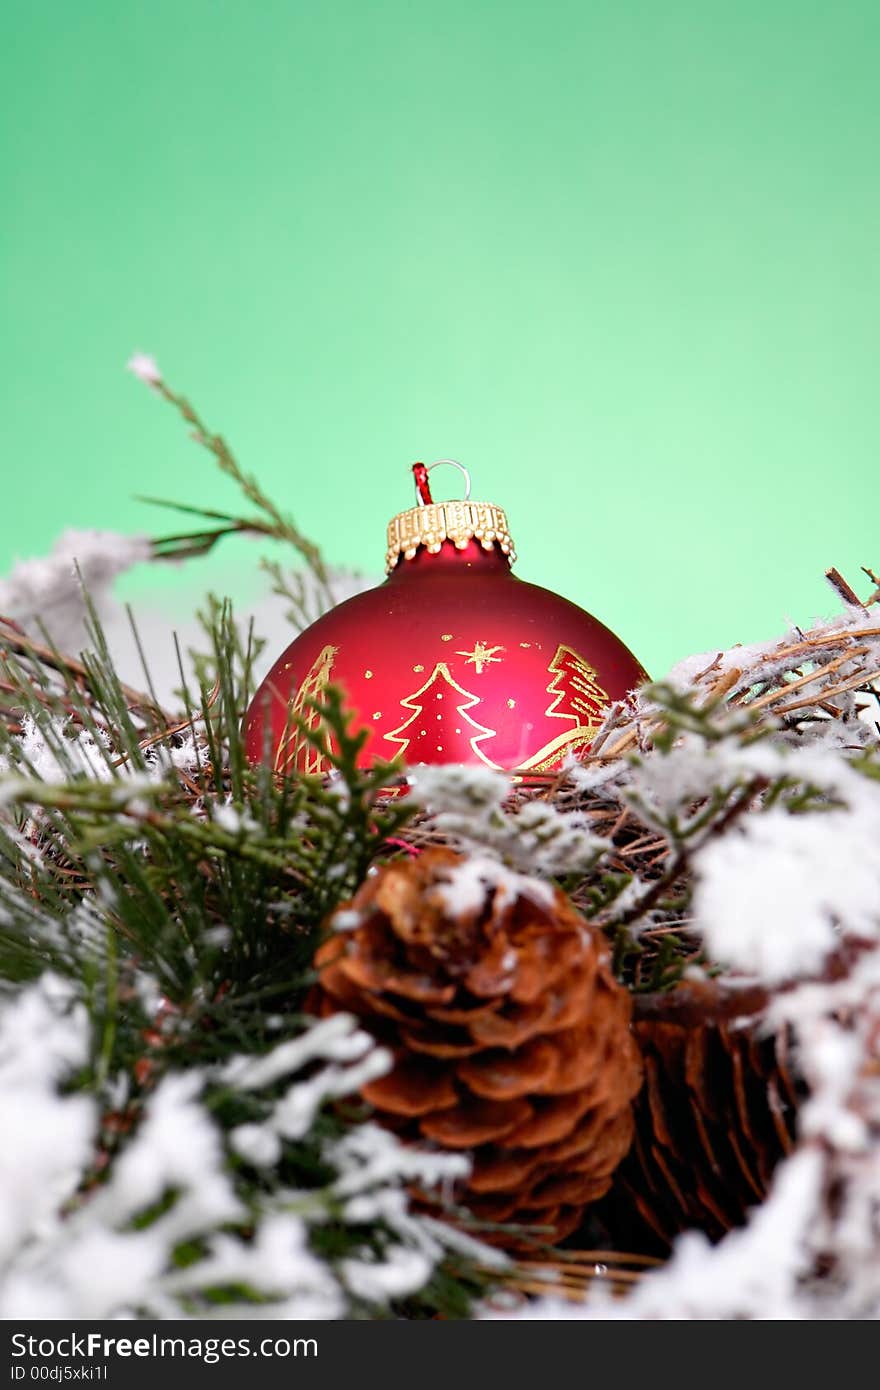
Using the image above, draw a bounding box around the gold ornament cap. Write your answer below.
[385,461,517,574]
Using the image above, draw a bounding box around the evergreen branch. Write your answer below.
[142,378,335,610]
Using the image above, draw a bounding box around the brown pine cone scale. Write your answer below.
[594,980,805,1252]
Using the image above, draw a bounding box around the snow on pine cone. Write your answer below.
[310,848,643,1245]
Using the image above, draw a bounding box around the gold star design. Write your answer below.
[456,641,505,674]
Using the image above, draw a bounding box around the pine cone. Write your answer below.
[594,979,805,1251]
[310,848,642,1245]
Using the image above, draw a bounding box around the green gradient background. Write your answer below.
[2,1,878,676]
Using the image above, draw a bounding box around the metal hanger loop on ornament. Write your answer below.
[422,459,472,502]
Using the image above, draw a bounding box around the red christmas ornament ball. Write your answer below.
[244,468,647,776]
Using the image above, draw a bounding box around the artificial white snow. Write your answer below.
[331,908,362,932]
[0,977,479,1319]
[0,715,176,830]
[201,924,232,949]
[796,1022,869,1152]
[211,801,259,835]
[4,713,114,783]
[151,733,205,776]
[625,737,738,824]
[270,1049,392,1142]
[496,798,606,875]
[98,1073,241,1229]
[560,757,623,796]
[663,637,793,693]
[407,763,509,813]
[329,1122,470,1199]
[0,974,88,1085]
[433,854,555,917]
[765,945,880,1034]
[0,527,377,706]
[341,1245,434,1302]
[0,979,94,1269]
[408,763,606,876]
[417,1215,510,1269]
[0,529,152,642]
[126,352,162,385]
[230,1123,283,1168]
[161,1214,340,1310]
[324,771,352,808]
[221,1012,376,1090]
[60,896,110,961]
[691,763,880,986]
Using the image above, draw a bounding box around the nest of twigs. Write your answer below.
[2,560,879,1305]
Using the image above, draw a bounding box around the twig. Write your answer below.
[773,665,880,716]
[825,567,867,610]
[610,776,768,931]
[861,566,880,606]
[0,620,164,717]
[701,666,742,704]
[746,647,869,710]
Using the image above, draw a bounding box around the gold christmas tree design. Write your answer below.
[545,644,609,725]
[518,643,610,771]
[383,663,498,767]
[274,644,338,775]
